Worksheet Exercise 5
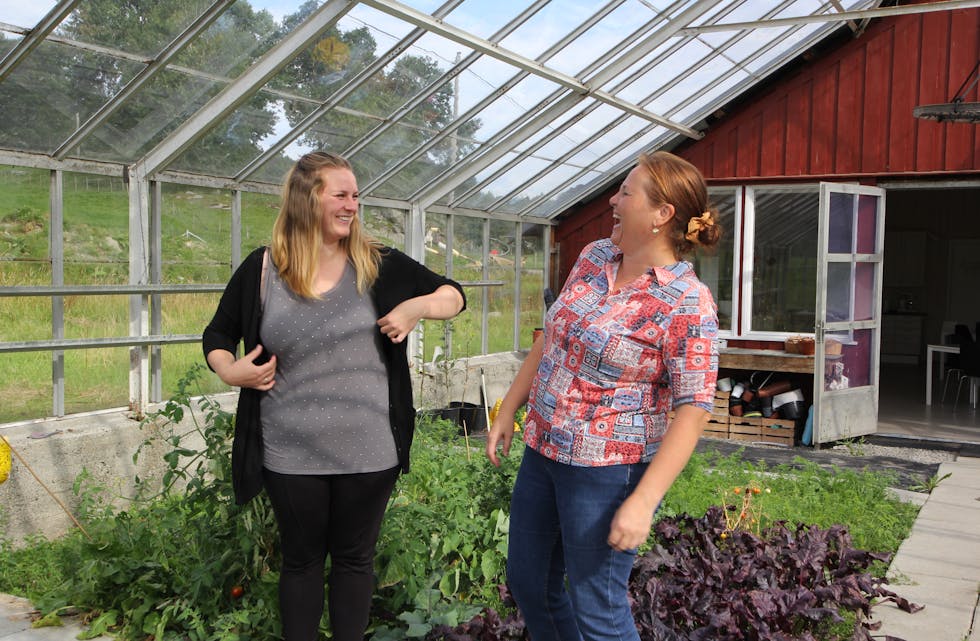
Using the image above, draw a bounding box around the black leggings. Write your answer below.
[263,467,400,641]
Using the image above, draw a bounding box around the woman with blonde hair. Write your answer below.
[204,151,465,641]
[486,151,720,641]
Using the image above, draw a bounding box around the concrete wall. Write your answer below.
[0,352,526,547]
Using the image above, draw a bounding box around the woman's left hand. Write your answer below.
[377,299,425,343]
[607,493,656,552]
[378,285,464,343]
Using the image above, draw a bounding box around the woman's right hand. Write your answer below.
[208,344,278,390]
[485,409,517,467]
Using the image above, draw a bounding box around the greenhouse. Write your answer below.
[2,2,980,640]
[6,0,974,423]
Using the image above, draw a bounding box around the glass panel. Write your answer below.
[561,116,650,166]
[158,342,228,396]
[854,262,875,322]
[496,1,590,61]
[462,156,551,210]
[751,190,818,333]
[376,138,488,199]
[453,56,519,114]
[173,96,318,176]
[692,190,736,332]
[445,0,527,40]
[452,215,485,357]
[241,191,278,258]
[170,3,282,79]
[352,121,449,193]
[0,40,144,155]
[825,328,873,391]
[0,352,51,423]
[84,68,222,164]
[422,212,449,363]
[0,166,54,421]
[335,31,464,126]
[63,171,128,284]
[616,40,714,105]
[497,164,584,215]
[532,103,621,161]
[361,206,406,249]
[826,262,852,323]
[684,70,751,119]
[64,345,129,414]
[828,192,854,254]
[0,3,55,25]
[0,165,51,291]
[643,58,729,114]
[520,223,546,349]
[268,10,397,102]
[465,76,561,142]
[488,219,516,352]
[64,0,218,58]
[161,184,229,284]
[247,111,380,184]
[526,169,604,219]
[857,194,879,254]
[444,149,522,208]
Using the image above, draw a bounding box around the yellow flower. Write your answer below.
[489,398,503,423]
[489,399,522,432]
[0,437,11,485]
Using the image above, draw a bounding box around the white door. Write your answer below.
[812,183,886,445]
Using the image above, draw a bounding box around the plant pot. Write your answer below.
[443,401,487,434]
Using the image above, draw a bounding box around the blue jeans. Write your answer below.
[507,448,648,641]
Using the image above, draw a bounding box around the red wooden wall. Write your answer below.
[554,5,980,289]
[680,6,979,181]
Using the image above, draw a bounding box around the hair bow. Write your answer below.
[685,211,712,243]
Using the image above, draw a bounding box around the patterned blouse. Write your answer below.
[523,239,718,466]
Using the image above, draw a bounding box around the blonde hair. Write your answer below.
[637,151,722,256]
[271,151,381,298]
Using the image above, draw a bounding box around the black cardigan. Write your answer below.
[202,246,465,505]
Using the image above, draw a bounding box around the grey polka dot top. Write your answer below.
[259,261,398,475]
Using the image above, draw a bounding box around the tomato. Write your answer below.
[230,585,244,599]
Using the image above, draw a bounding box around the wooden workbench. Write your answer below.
[718,347,815,374]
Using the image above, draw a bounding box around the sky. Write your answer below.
[0,2,55,27]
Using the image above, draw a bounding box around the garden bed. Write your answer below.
[0,372,926,641]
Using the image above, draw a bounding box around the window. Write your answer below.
[745,187,819,335]
[694,188,737,332]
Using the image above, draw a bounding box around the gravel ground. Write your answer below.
[827,442,957,464]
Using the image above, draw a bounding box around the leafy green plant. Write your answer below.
[839,437,868,456]
[909,471,952,493]
[31,365,283,640]
[371,414,522,639]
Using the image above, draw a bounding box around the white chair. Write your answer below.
[939,320,965,403]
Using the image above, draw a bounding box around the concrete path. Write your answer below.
[874,456,980,641]
[0,594,86,641]
[3,460,978,641]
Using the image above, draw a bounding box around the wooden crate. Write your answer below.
[760,423,794,447]
[729,415,795,447]
[712,390,731,413]
[703,415,730,439]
